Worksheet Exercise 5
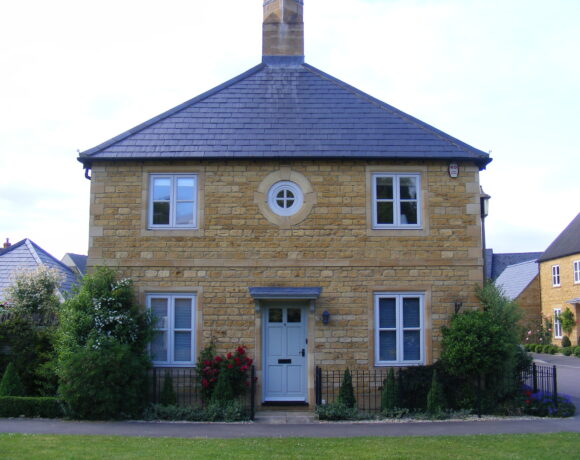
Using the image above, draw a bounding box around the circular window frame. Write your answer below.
[255,168,316,228]
[267,181,304,217]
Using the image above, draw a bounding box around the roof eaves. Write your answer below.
[302,63,492,170]
[77,63,267,166]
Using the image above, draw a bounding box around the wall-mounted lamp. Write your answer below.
[454,301,463,314]
[448,162,459,178]
[321,310,330,325]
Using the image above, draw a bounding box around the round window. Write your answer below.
[267,181,304,216]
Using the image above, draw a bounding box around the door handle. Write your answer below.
[301,348,305,357]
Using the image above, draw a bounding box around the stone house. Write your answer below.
[78,0,491,407]
[538,213,580,346]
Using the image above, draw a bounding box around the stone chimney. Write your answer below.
[3,238,10,249]
[262,0,304,64]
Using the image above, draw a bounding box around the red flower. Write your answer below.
[203,360,211,366]
[227,352,232,359]
[234,357,241,365]
[214,356,222,363]
[201,378,209,388]
[237,346,246,355]
[227,364,233,369]
[245,358,253,366]
[241,365,248,372]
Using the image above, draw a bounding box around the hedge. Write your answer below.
[0,396,63,418]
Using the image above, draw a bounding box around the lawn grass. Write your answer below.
[0,433,579,459]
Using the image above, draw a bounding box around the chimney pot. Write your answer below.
[3,238,10,248]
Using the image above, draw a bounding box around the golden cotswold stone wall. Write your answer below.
[515,275,541,328]
[540,254,580,346]
[87,159,484,370]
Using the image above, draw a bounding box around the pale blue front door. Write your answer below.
[263,303,307,402]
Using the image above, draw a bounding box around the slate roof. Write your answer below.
[63,253,87,276]
[78,63,491,169]
[494,260,539,301]
[485,249,543,281]
[0,239,78,301]
[538,213,580,263]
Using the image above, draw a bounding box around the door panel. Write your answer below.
[263,304,307,401]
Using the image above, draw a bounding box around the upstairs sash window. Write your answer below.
[149,174,197,229]
[372,174,421,228]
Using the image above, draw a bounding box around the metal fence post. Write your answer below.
[532,362,538,393]
[250,365,256,420]
[315,367,321,405]
[552,365,558,408]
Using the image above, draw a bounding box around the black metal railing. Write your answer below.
[315,363,559,413]
[150,366,256,419]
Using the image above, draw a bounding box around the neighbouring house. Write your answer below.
[77,0,491,408]
[0,238,78,302]
[61,253,88,277]
[494,259,541,327]
[538,213,580,346]
[485,249,542,281]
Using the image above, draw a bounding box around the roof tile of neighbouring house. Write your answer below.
[494,260,539,301]
[63,253,87,275]
[538,213,580,263]
[0,239,78,301]
[78,63,491,169]
[486,250,543,281]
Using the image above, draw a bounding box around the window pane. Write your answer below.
[176,177,194,201]
[151,331,168,361]
[174,332,191,361]
[376,177,393,199]
[174,298,192,329]
[403,297,420,328]
[151,298,168,328]
[399,177,417,199]
[269,308,283,323]
[153,178,171,201]
[379,331,397,361]
[379,298,396,328]
[403,331,421,361]
[287,308,301,323]
[400,202,418,224]
[377,202,394,224]
[153,202,170,225]
[175,202,194,225]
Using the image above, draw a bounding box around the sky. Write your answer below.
[1,0,579,260]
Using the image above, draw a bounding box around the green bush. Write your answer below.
[159,372,177,406]
[561,336,571,348]
[316,402,365,421]
[56,268,152,419]
[426,370,446,415]
[0,396,63,418]
[337,368,356,408]
[211,367,235,404]
[380,368,400,411]
[574,347,580,358]
[542,344,552,354]
[560,309,576,337]
[0,363,24,396]
[562,347,573,356]
[143,400,250,422]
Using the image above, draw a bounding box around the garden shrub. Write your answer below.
[441,283,524,412]
[337,368,356,408]
[562,347,573,357]
[56,268,152,419]
[144,400,250,422]
[542,344,552,354]
[521,387,576,417]
[316,402,364,421]
[0,396,63,418]
[561,336,571,348]
[426,370,446,415]
[560,309,575,338]
[0,363,24,396]
[159,372,177,406]
[380,368,400,411]
[575,347,580,358]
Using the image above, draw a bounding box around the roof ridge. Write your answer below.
[78,63,267,163]
[301,63,491,168]
[26,240,77,276]
[504,259,538,268]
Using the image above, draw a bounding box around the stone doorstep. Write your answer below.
[254,411,316,424]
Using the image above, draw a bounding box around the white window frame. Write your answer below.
[371,173,422,229]
[573,260,580,284]
[374,292,424,366]
[148,174,197,229]
[554,308,562,339]
[147,293,196,367]
[551,265,561,287]
[267,181,304,217]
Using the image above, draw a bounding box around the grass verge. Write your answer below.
[0,433,579,459]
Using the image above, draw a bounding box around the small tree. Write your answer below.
[56,267,152,419]
[337,368,356,408]
[426,370,446,415]
[381,368,400,411]
[0,362,24,396]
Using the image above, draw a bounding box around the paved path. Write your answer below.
[0,415,579,439]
